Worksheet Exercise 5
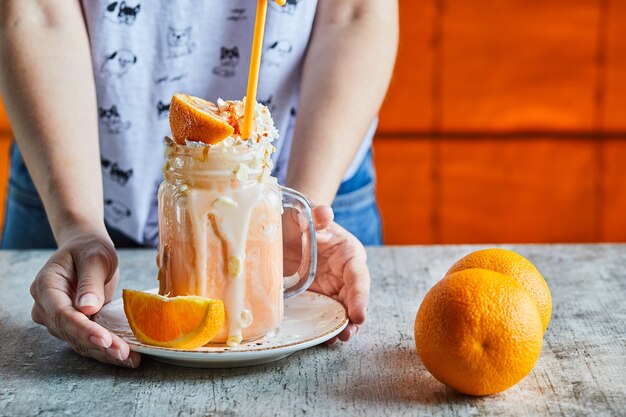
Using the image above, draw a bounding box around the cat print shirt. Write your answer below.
[80,0,375,246]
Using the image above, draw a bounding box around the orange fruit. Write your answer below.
[414,269,543,396]
[446,248,552,332]
[123,289,225,349]
[169,93,235,145]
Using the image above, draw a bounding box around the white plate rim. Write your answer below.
[95,290,349,362]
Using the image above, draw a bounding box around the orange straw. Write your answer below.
[242,0,269,139]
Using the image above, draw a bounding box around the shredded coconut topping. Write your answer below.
[214,97,279,146]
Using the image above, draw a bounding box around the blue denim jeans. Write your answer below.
[1,143,383,248]
[331,149,383,246]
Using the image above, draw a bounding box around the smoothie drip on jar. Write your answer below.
[187,177,265,346]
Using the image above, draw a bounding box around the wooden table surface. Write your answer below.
[1,245,625,417]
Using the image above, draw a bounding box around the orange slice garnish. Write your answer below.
[169,93,235,145]
[123,289,225,349]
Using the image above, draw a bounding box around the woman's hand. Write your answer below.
[284,206,370,344]
[29,226,140,367]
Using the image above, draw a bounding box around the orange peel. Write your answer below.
[123,289,225,349]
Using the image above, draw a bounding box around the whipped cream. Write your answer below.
[218,97,279,143]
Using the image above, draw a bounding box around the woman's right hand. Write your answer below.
[29,225,140,367]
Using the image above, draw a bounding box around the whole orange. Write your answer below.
[446,248,552,332]
[414,269,544,396]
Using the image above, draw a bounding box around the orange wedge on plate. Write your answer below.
[169,93,235,145]
[123,289,225,349]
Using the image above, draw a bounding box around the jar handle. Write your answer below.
[280,186,317,299]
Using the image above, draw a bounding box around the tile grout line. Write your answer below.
[430,0,445,244]
[594,0,610,241]
[374,131,626,139]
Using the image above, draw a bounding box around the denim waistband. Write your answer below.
[332,147,376,212]
[332,181,376,211]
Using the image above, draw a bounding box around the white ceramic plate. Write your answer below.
[94,290,348,368]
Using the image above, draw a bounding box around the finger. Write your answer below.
[337,324,358,342]
[104,333,141,365]
[78,346,140,368]
[32,304,70,343]
[106,332,133,361]
[43,308,139,367]
[344,255,371,325]
[46,323,64,341]
[325,337,337,346]
[61,306,113,348]
[43,309,138,367]
[33,270,114,348]
[31,303,46,326]
[313,205,333,230]
[44,317,116,360]
[125,351,141,368]
[41,297,113,348]
[74,244,118,316]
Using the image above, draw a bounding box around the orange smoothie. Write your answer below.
[158,98,284,346]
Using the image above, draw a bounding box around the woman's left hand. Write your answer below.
[283,205,370,344]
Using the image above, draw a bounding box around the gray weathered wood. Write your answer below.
[1,245,625,417]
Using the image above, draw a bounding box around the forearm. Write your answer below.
[0,1,105,244]
[285,0,398,205]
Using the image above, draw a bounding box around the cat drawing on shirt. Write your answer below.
[167,26,196,58]
[110,164,133,185]
[259,95,277,113]
[228,8,247,22]
[99,105,131,135]
[105,199,132,222]
[212,47,240,78]
[101,158,133,186]
[264,40,292,67]
[104,2,141,25]
[154,73,188,85]
[100,49,137,78]
[157,101,170,119]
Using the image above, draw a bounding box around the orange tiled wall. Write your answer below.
[374,0,626,244]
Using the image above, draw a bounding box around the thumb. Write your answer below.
[74,243,119,316]
[312,205,333,230]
